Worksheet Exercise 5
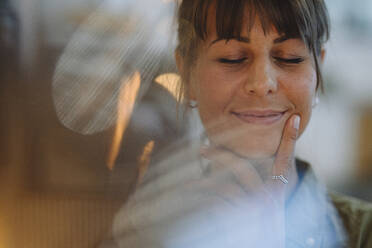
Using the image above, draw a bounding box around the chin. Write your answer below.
[208,128,282,160]
[227,140,279,160]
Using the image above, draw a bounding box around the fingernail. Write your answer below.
[293,115,301,130]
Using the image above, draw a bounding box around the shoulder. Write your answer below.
[329,191,372,248]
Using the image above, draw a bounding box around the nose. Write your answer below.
[244,59,277,97]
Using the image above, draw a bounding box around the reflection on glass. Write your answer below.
[107,71,141,170]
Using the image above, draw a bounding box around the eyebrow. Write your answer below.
[273,36,291,43]
[208,35,297,48]
[209,36,250,48]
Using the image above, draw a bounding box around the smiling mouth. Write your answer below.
[231,110,287,125]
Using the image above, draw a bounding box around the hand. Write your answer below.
[199,114,301,247]
[112,115,301,248]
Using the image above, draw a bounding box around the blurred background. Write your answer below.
[0,0,371,247]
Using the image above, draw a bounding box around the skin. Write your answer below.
[176,10,325,245]
[199,116,300,247]
[189,22,316,158]
[176,12,324,180]
[112,3,330,246]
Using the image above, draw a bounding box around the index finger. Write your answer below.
[272,115,300,180]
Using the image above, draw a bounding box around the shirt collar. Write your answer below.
[285,159,346,248]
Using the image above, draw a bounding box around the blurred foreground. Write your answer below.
[1,0,372,247]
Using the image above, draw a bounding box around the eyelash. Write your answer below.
[218,58,247,64]
[274,57,305,64]
[218,57,305,65]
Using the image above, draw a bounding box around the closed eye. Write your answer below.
[274,57,304,64]
[218,58,247,64]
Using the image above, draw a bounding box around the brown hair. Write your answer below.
[176,0,330,103]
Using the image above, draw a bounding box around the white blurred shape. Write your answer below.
[52,0,176,134]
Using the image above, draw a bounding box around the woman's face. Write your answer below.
[181,15,319,159]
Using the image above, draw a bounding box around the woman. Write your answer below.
[111,0,372,247]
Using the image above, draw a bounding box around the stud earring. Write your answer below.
[312,96,319,108]
[188,100,198,109]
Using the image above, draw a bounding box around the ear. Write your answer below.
[320,48,326,64]
[174,51,197,101]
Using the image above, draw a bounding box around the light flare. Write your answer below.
[107,71,141,170]
[137,140,155,185]
[154,73,181,100]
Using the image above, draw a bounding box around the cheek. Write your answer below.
[193,65,236,123]
[281,68,317,134]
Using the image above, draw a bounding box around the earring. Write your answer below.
[188,100,198,109]
[312,96,319,108]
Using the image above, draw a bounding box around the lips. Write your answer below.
[231,110,287,125]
